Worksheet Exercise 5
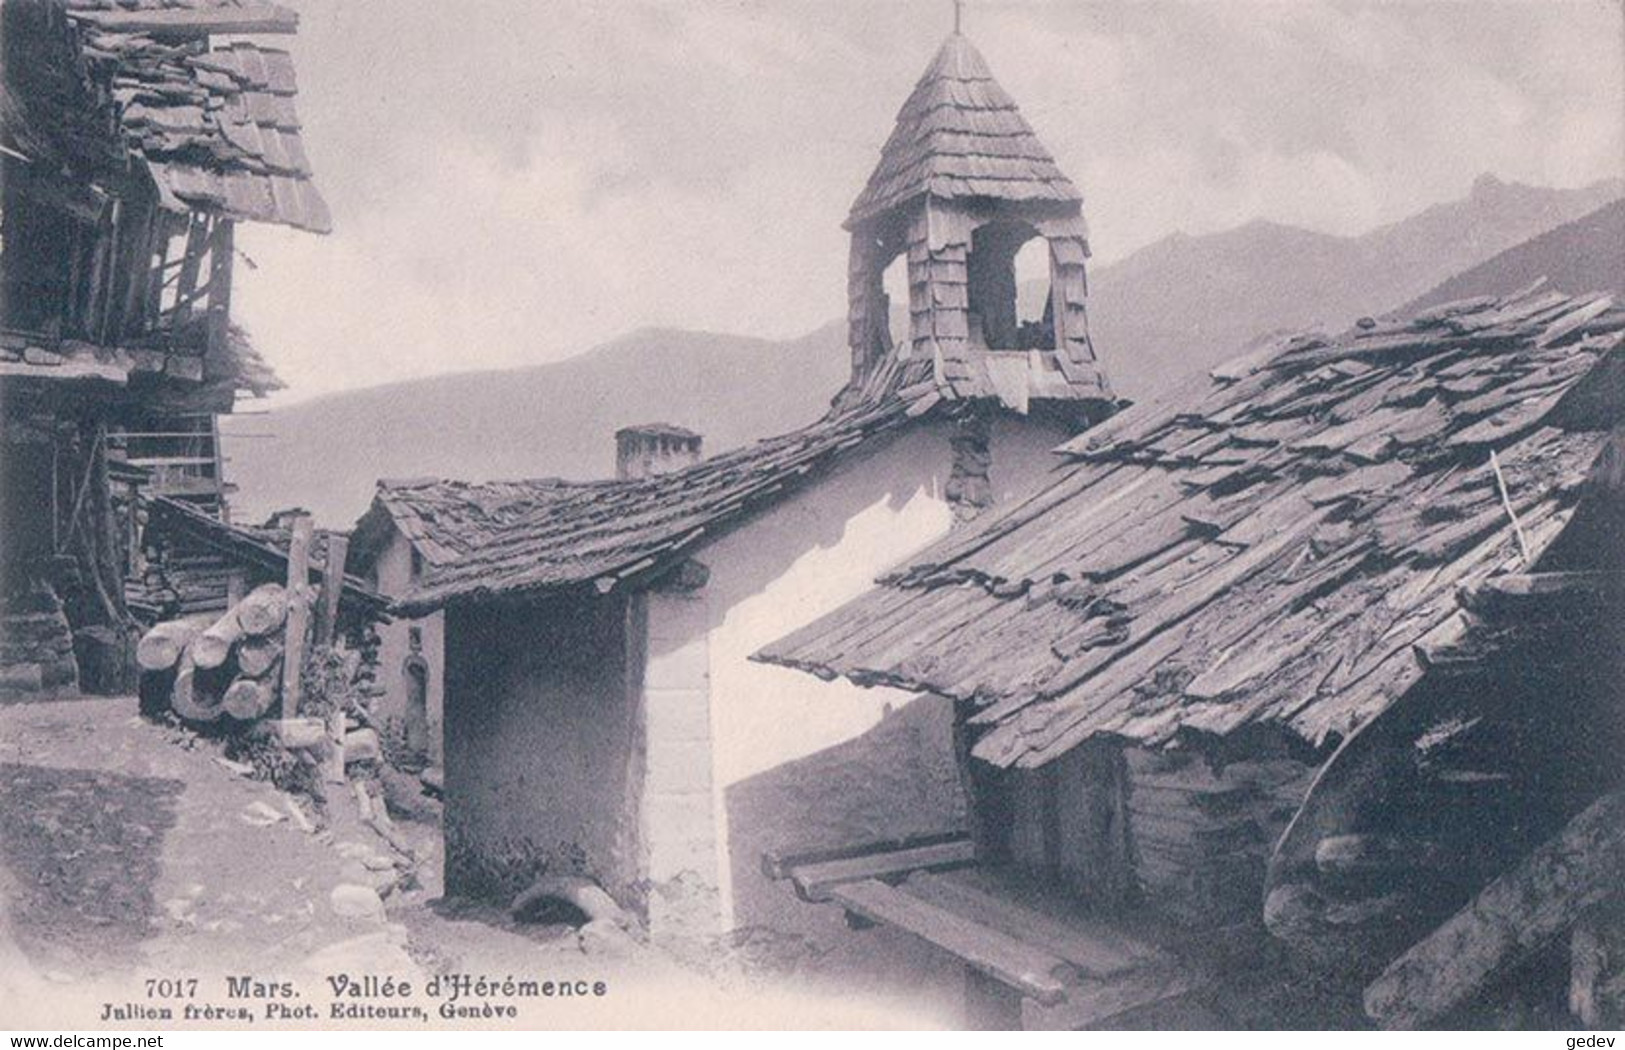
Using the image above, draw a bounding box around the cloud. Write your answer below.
[235,0,1624,401]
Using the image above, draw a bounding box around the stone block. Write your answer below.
[644,634,708,690]
[642,792,719,881]
[329,884,385,922]
[647,871,724,945]
[644,686,712,744]
[645,738,714,796]
[646,591,710,643]
[343,728,382,764]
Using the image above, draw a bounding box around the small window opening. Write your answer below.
[1013,237,1053,349]
[881,249,909,359]
[968,222,1054,351]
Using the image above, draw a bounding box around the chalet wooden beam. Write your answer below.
[903,870,1168,978]
[1570,903,1625,1028]
[67,5,299,36]
[7,162,107,224]
[120,203,160,342]
[279,515,313,719]
[84,204,114,344]
[762,829,969,881]
[206,221,235,351]
[314,532,349,646]
[1364,789,1625,1029]
[171,213,211,329]
[142,498,388,618]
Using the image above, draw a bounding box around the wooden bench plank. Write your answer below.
[903,870,1166,978]
[1023,969,1203,1031]
[789,839,975,901]
[762,829,967,881]
[829,879,1070,1006]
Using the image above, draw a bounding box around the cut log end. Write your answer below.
[236,638,282,678]
[171,657,223,723]
[192,604,245,670]
[136,618,203,672]
[237,583,289,637]
[222,677,274,720]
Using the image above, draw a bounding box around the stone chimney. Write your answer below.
[615,424,702,480]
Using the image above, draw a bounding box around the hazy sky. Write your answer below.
[233,0,1625,403]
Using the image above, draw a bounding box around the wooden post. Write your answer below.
[314,532,349,647]
[325,706,347,785]
[280,515,313,719]
[172,213,210,330]
[302,528,348,785]
[205,221,234,352]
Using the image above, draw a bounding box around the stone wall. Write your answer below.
[440,415,1079,947]
[441,595,645,913]
[642,589,723,942]
[704,419,1070,938]
[365,527,444,765]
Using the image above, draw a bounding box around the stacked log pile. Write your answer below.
[135,519,400,847]
[1125,749,1314,927]
[138,583,293,723]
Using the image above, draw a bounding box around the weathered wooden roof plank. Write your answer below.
[755,289,1625,766]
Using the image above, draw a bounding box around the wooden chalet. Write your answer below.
[132,496,387,623]
[758,285,1625,1028]
[386,29,1123,948]
[0,0,326,697]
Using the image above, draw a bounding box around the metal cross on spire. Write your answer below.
[953,0,965,34]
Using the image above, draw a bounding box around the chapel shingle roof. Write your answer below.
[846,33,1081,229]
[384,357,944,615]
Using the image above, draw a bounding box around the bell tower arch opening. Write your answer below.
[881,246,910,358]
[967,219,1056,352]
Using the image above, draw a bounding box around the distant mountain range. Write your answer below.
[223,324,852,524]
[1086,173,1623,399]
[223,174,1623,525]
[1403,196,1625,311]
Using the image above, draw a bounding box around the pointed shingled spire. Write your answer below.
[845,33,1081,230]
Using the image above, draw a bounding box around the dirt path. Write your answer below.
[0,697,414,1022]
[0,697,956,1029]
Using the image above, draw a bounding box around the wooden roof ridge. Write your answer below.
[388,370,944,616]
[846,32,1081,229]
[754,286,1625,768]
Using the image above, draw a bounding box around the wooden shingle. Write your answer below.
[846,33,1081,230]
[757,288,1625,768]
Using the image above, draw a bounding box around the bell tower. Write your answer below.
[840,28,1111,420]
